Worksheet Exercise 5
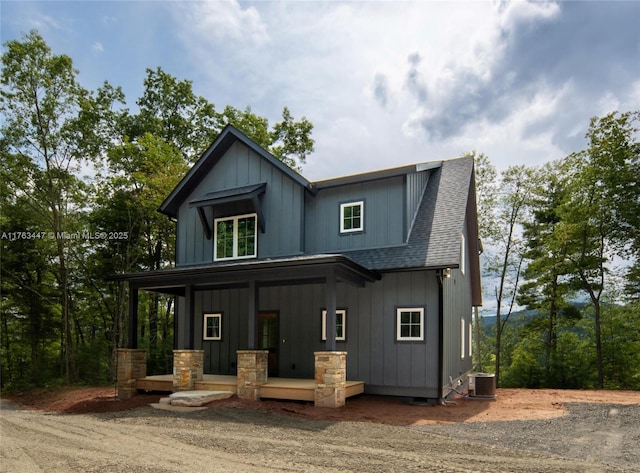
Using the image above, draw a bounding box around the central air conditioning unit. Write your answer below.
[468,373,496,399]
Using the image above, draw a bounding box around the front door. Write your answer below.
[258,311,279,377]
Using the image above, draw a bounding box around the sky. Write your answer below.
[1,0,639,181]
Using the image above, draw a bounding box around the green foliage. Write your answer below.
[2,30,637,393]
[1,30,314,391]
[477,111,640,390]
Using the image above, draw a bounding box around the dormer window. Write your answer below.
[214,213,257,260]
[340,201,364,233]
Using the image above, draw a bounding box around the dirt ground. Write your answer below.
[2,387,640,472]
[5,385,640,424]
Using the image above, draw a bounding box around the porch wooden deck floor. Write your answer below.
[136,374,364,402]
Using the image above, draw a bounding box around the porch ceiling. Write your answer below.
[109,254,380,295]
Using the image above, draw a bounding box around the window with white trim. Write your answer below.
[214,213,257,260]
[321,309,346,341]
[461,318,466,359]
[203,313,222,340]
[340,201,364,233]
[396,308,424,341]
[468,321,473,358]
[460,234,466,275]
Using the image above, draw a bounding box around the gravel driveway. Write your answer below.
[2,400,638,472]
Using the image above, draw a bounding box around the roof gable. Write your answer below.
[159,125,313,218]
[342,156,477,271]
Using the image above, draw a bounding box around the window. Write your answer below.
[461,318,466,359]
[340,201,364,233]
[214,213,257,260]
[468,321,473,358]
[203,313,222,340]
[396,308,424,341]
[460,234,466,275]
[322,309,346,341]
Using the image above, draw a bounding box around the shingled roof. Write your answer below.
[341,156,474,271]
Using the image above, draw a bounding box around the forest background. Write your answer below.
[1,31,639,392]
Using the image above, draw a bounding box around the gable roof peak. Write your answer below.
[159,124,314,218]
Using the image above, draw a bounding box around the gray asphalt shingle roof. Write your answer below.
[341,156,474,271]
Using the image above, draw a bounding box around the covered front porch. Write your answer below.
[136,374,365,402]
[117,348,361,407]
[111,255,379,408]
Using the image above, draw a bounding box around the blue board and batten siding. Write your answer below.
[166,134,478,399]
[305,176,405,252]
[176,141,306,265]
[440,219,474,396]
[405,170,429,239]
[180,269,441,398]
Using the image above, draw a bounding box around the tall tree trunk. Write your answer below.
[2,304,13,387]
[148,240,162,351]
[474,306,482,371]
[545,276,559,383]
[592,296,604,388]
[29,273,42,385]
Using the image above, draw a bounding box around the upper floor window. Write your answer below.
[214,213,257,260]
[340,201,364,233]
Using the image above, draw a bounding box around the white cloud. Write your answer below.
[92,42,104,54]
[12,11,65,33]
[167,0,634,177]
[182,1,269,45]
[498,0,561,31]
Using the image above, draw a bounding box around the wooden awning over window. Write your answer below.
[189,182,267,238]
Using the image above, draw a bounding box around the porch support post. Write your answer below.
[127,284,139,348]
[236,350,268,400]
[325,270,337,351]
[116,348,146,399]
[314,351,347,408]
[247,280,258,349]
[185,284,194,350]
[173,349,204,391]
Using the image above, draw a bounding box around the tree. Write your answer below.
[554,112,639,388]
[1,30,123,383]
[129,68,315,169]
[485,165,534,385]
[518,162,573,385]
[91,133,187,368]
[1,31,316,389]
[467,151,498,371]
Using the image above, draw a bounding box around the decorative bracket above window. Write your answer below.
[189,182,267,239]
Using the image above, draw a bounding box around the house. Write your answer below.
[114,125,482,407]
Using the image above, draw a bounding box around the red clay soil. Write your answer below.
[5,387,640,424]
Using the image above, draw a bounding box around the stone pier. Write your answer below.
[173,350,204,391]
[236,350,269,400]
[116,349,147,399]
[314,351,347,408]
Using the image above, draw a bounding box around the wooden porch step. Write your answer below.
[135,374,365,402]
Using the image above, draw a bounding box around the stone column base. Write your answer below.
[116,349,147,399]
[173,350,204,391]
[314,351,347,408]
[237,350,269,400]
